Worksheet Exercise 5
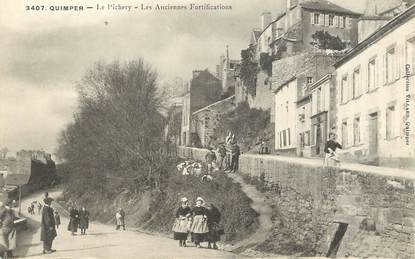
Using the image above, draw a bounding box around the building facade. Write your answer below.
[334,5,415,167]
[309,73,336,157]
[181,70,222,146]
[191,96,236,148]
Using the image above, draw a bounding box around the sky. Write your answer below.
[0,0,369,156]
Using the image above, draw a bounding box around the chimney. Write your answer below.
[261,11,272,30]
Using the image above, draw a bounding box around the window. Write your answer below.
[304,131,310,146]
[313,13,320,25]
[386,106,396,140]
[353,67,361,98]
[342,121,348,147]
[386,47,396,83]
[353,117,360,145]
[406,37,415,74]
[341,75,348,103]
[307,77,313,84]
[287,128,291,145]
[339,16,346,28]
[368,58,376,91]
[316,87,321,113]
[329,15,334,26]
[282,130,287,147]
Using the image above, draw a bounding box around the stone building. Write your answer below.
[334,4,415,167]
[309,73,337,157]
[236,0,360,116]
[273,52,339,156]
[181,70,222,146]
[215,46,240,94]
[191,96,236,148]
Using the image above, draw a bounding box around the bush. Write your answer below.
[215,102,271,152]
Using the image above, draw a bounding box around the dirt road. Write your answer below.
[14,189,241,259]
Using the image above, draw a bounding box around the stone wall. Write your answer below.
[240,154,414,258]
[178,146,414,258]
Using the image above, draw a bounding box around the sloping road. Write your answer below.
[14,189,242,259]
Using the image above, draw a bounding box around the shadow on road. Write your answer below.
[15,215,41,257]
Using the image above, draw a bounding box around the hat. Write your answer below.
[196,197,204,203]
[181,197,188,203]
[44,197,53,205]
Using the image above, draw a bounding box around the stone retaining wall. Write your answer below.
[178,146,414,258]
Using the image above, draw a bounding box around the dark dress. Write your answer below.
[40,205,57,251]
[172,206,192,240]
[79,210,89,230]
[68,209,79,233]
[324,140,342,154]
[207,206,222,242]
[0,207,16,254]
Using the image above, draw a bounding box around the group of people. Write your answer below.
[27,201,43,216]
[68,206,90,235]
[205,140,240,174]
[172,197,222,249]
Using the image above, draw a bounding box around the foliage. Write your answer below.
[215,102,271,151]
[57,60,170,196]
[311,30,346,51]
[259,53,273,76]
[240,45,259,96]
[61,165,259,243]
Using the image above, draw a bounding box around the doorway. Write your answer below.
[368,112,378,156]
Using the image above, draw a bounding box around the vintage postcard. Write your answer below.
[0,0,414,258]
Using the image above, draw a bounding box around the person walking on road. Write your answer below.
[40,197,57,254]
[206,203,222,249]
[115,208,126,231]
[79,207,89,235]
[37,203,43,216]
[172,197,192,247]
[68,207,79,235]
[190,197,209,248]
[54,211,61,229]
[216,143,226,170]
[0,201,16,258]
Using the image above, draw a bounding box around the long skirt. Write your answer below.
[207,223,221,242]
[172,218,190,240]
[190,215,208,244]
[0,229,16,253]
[68,218,78,232]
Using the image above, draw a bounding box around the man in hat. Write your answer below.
[41,197,57,254]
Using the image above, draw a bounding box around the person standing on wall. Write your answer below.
[79,207,89,235]
[230,141,240,173]
[323,133,342,167]
[205,147,217,174]
[40,197,57,254]
[216,143,226,170]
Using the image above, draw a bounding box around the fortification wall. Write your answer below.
[178,146,414,258]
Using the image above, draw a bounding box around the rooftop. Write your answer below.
[300,0,361,16]
[192,95,235,115]
[335,4,415,68]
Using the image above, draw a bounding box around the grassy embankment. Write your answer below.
[59,160,259,243]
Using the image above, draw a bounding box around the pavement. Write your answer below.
[14,189,242,259]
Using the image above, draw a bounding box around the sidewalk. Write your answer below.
[243,153,415,180]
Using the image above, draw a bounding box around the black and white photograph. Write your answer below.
[0,0,414,258]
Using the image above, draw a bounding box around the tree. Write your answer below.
[57,60,170,195]
[240,45,259,96]
[311,30,346,51]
